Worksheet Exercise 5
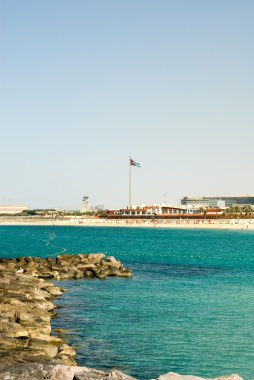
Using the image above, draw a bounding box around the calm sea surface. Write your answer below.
[1,226,254,379]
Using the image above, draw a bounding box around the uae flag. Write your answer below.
[130,158,140,167]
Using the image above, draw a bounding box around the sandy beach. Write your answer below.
[0,216,253,230]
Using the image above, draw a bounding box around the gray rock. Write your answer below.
[48,364,137,380]
[0,363,44,380]
[0,362,55,380]
[107,369,138,380]
[49,364,86,380]
[156,373,244,380]
[211,376,244,380]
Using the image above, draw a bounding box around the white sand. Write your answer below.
[0,217,253,230]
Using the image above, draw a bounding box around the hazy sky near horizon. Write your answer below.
[1,0,254,210]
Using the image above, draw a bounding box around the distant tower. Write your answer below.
[80,196,90,213]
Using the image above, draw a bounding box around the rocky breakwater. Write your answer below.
[0,255,243,380]
[0,253,132,374]
[5,252,133,280]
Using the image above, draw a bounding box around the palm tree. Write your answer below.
[198,207,207,219]
[233,206,241,218]
[223,207,232,219]
[222,208,228,219]
[243,205,253,218]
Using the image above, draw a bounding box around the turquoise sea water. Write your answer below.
[1,226,254,379]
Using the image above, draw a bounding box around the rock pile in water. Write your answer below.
[0,253,133,280]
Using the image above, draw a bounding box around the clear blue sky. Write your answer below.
[1,0,254,210]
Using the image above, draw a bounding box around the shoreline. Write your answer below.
[0,217,253,230]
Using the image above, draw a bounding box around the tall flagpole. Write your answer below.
[129,157,131,209]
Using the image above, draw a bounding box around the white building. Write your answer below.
[0,205,28,215]
[181,195,254,208]
[108,204,186,216]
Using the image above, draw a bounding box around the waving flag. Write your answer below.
[130,158,140,167]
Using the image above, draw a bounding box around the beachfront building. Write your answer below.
[107,204,186,216]
[181,195,254,209]
[0,205,27,215]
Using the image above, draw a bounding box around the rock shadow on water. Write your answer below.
[136,263,229,278]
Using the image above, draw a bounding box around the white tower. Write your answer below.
[80,196,90,213]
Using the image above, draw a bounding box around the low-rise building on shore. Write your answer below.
[107,204,186,217]
[104,204,228,219]
[0,205,27,215]
[181,195,254,208]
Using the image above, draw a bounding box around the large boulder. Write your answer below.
[49,364,83,380]
[46,286,63,296]
[29,338,59,358]
[48,364,137,380]
[58,344,76,357]
[74,270,84,279]
[88,253,105,264]
[107,370,138,380]
[76,263,96,271]
[0,322,29,338]
[156,375,205,380]
[83,270,95,278]
[115,270,132,278]
[0,363,137,380]
[0,332,29,349]
[0,362,55,380]
[16,311,36,325]
[156,373,244,380]
[0,303,27,319]
[26,323,51,337]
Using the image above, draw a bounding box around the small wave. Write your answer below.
[43,232,67,255]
